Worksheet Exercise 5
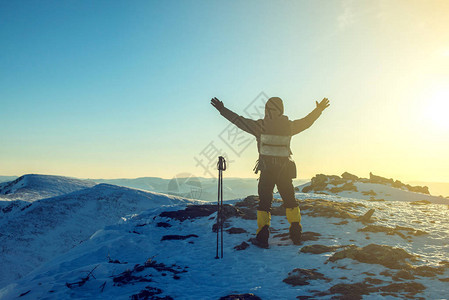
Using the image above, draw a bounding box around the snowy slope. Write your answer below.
[0,183,201,289]
[0,174,96,202]
[1,192,448,299]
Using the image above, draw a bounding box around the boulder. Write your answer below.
[300,244,356,254]
[369,172,394,185]
[219,293,261,300]
[341,172,359,181]
[356,209,375,223]
[234,242,250,251]
[159,204,241,221]
[328,244,416,269]
[299,198,365,219]
[283,268,329,286]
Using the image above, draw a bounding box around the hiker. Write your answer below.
[211,96,330,248]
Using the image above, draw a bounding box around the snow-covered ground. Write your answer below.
[0,183,201,289]
[0,174,96,202]
[1,191,448,299]
[1,174,448,299]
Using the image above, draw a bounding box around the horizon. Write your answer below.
[2,172,449,197]
[3,172,449,184]
[1,1,448,182]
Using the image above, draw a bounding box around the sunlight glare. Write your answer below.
[423,87,449,130]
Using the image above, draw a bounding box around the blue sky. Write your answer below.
[1,0,448,181]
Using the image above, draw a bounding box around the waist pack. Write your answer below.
[253,156,297,179]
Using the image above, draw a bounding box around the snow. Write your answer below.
[1,174,449,299]
[1,190,448,299]
[0,183,202,289]
[0,174,96,202]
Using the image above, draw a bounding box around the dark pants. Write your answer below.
[257,158,297,212]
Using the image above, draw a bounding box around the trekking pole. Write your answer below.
[215,156,226,259]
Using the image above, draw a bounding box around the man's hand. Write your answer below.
[316,98,330,111]
[211,97,224,111]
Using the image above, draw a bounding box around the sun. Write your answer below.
[423,87,449,130]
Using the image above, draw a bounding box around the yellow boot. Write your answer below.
[257,210,271,234]
[253,210,271,248]
[286,207,302,245]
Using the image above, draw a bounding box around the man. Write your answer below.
[211,96,329,248]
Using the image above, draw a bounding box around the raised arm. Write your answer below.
[291,98,330,135]
[211,97,261,136]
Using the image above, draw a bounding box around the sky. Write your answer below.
[1,0,448,183]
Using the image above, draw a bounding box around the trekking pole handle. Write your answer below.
[217,156,226,171]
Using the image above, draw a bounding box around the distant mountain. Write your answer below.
[0,174,96,202]
[94,176,307,202]
[0,183,199,288]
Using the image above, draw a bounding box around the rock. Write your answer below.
[407,184,430,194]
[270,206,285,216]
[332,182,358,193]
[329,282,373,298]
[156,222,172,228]
[159,204,241,221]
[300,244,356,254]
[226,227,247,234]
[392,270,415,280]
[333,220,349,225]
[357,225,428,239]
[379,282,425,295]
[341,172,359,181]
[369,172,394,185]
[283,268,329,286]
[130,287,167,300]
[356,209,375,223]
[410,200,432,205]
[219,293,261,300]
[361,190,377,196]
[238,208,257,220]
[299,198,365,219]
[329,244,416,269]
[301,231,322,242]
[438,260,449,267]
[412,265,446,277]
[235,196,259,209]
[161,234,198,241]
[439,278,449,282]
[364,277,384,285]
[234,242,250,251]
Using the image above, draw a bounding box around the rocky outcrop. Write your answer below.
[299,198,365,219]
[369,172,394,185]
[325,280,426,299]
[219,294,261,300]
[341,172,359,181]
[302,172,431,195]
[159,204,241,221]
[328,244,416,269]
[300,244,356,254]
[283,268,330,286]
[302,174,358,193]
[370,172,430,194]
[358,224,428,239]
